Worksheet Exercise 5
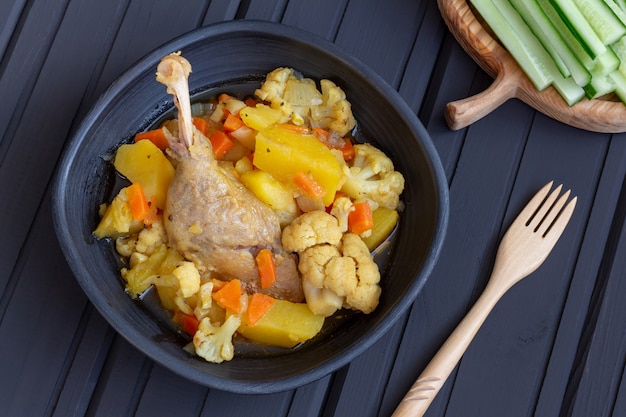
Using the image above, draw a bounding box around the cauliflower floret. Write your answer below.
[339,233,381,313]
[298,244,341,287]
[255,67,356,136]
[172,261,201,298]
[310,79,356,136]
[193,314,241,364]
[340,143,405,210]
[297,233,381,316]
[282,211,343,253]
[329,196,354,233]
[134,217,166,255]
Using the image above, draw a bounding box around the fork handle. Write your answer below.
[391,282,505,417]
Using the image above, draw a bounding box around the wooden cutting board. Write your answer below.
[438,0,626,133]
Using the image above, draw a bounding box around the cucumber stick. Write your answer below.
[491,0,585,104]
[604,0,626,27]
[510,0,591,85]
[472,0,626,107]
[574,0,626,44]
[470,0,552,90]
[550,0,607,58]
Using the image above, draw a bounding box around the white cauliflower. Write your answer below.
[193,314,241,364]
[282,211,343,253]
[172,261,201,298]
[116,217,166,257]
[134,218,166,255]
[329,195,354,233]
[340,143,405,210]
[309,79,355,136]
[283,211,381,316]
[255,67,356,136]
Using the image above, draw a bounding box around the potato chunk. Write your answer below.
[238,299,324,348]
[113,140,175,209]
[253,126,343,206]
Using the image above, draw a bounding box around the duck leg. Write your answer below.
[156,52,303,302]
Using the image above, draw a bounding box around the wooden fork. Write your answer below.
[392,181,577,417]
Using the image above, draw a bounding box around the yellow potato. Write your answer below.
[239,104,284,131]
[362,207,399,251]
[239,170,296,211]
[93,187,144,239]
[253,126,343,206]
[238,299,325,348]
[113,140,175,209]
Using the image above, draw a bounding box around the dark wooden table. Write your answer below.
[2,1,625,416]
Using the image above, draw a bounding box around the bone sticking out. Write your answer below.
[156,52,194,148]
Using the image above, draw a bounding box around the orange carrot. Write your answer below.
[247,293,275,326]
[209,130,235,159]
[218,93,235,103]
[294,171,325,199]
[193,117,210,136]
[212,279,242,314]
[223,113,245,132]
[244,96,260,107]
[255,249,276,289]
[348,201,374,235]
[173,311,199,335]
[339,138,355,161]
[134,127,169,150]
[126,183,150,222]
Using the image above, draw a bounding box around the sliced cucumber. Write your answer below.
[510,0,591,85]
[615,0,626,13]
[592,47,619,74]
[583,71,615,98]
[608,69,626,101]
[470,0,553,90]
[538,0,597,67]
[573,0,626,44]
[604,0,626,27]
[550,0,607,58]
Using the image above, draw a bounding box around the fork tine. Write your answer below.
[536,189,571,236]
[543,196,577,241]
[516,181,553,225]
[528,184,562,230]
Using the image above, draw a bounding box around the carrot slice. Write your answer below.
[126,183,150,222]
[212,279,242,314]
[192,117,210,137]
[255,249,276,289]
[247,293,275,326]
[223,113,245,132]
[218,93,235,103]
[134,127,169,150]
[209,130,235,159]
[294,171,325,199]
[339,138,355,161]
[244,96,260,107]
[173,311,200,335]
[348,201,374,235]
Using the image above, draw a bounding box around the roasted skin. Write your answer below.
[157,52,303,302]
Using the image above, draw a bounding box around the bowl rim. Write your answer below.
[52,19,449,393]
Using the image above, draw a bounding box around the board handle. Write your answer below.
[445,71,518,130]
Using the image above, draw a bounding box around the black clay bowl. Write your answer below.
[52,20,448,394]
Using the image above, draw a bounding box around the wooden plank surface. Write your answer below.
[1,0,625,416]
